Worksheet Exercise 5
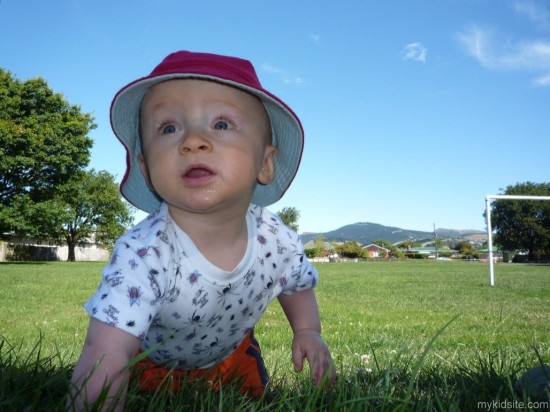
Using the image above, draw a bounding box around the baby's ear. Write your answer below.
[257,146,277,185]
[138,154,154,189]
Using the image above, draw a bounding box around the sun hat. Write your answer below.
[110,50,304,213]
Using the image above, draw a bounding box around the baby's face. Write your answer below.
[138,79,276,217]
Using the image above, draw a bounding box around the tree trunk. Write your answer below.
[67,241,76,262]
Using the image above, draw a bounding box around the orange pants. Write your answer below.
[131,330,268,397]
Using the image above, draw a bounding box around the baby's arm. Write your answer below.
[278,289,336,386]
[67,317,141,411]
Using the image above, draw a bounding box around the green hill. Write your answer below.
[300,222,484,245]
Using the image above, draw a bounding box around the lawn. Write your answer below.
[0,260,549,411]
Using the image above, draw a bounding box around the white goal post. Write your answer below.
[485,194,550,286]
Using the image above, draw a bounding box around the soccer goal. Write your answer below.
[485,194,550,286]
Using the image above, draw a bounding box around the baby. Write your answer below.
[68,50,335,410]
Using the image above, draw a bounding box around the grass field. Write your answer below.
[1,260,549,411]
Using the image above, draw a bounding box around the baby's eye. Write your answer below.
[213,120,230,130]
[161,124,177,134]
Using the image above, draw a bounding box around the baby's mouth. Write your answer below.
[185,167,213,178]
[181,166,216,186]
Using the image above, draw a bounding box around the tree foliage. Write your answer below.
[372,239,405,259]
[490,181,550,261]
[304,236,327,258]
[398,240,421,250]
[277,206,300,232]
[0,69,95,237]
[335,241,365,259]
[456,241,477,258]
[49,170,135,261]
[304,247,322,258]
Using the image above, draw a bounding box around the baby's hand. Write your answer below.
[291,329,336,387]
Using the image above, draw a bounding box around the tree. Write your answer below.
[47,170,135,261]
[335,241,365,259]
[0,69,95,237]
[489,182,550,262]
[303,236,327,258]
[398,240,421,250]
[304,248,322,258]
[277,206,300,232]
[456,241,477,258]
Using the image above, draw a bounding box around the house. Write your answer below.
[362,244,390,258]
[406,246,459,259]
[303,240,340,262]
[303,240,334,254]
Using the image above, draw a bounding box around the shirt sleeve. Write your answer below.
[84,235,167,340]
[280,235,319,295]
[260,209,319,296]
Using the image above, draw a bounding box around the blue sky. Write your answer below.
[2,0,549,233]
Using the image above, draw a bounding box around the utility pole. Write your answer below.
[433,223,439,259]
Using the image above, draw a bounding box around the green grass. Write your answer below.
[1,260,549,410]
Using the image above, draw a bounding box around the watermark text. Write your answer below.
[478,399,549,410]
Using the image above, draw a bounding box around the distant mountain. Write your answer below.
[300,222,485,245]
[434,228,487,238]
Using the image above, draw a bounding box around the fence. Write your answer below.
[0,241,110,262]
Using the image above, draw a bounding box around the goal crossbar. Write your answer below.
[485,194,550,286]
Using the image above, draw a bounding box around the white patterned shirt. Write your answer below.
[84,202,318,370]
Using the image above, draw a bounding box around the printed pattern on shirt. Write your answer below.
[84,203,318,370]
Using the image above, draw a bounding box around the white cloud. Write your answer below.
[455,25,495,67]
[402,43,427,63]
[455,24,550,86]
[309,34,321,45]
[262,63,283,75]
[533,73,550,87]
[514,0,550,31]
[456,25,550,70]
[261,63,304,85]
